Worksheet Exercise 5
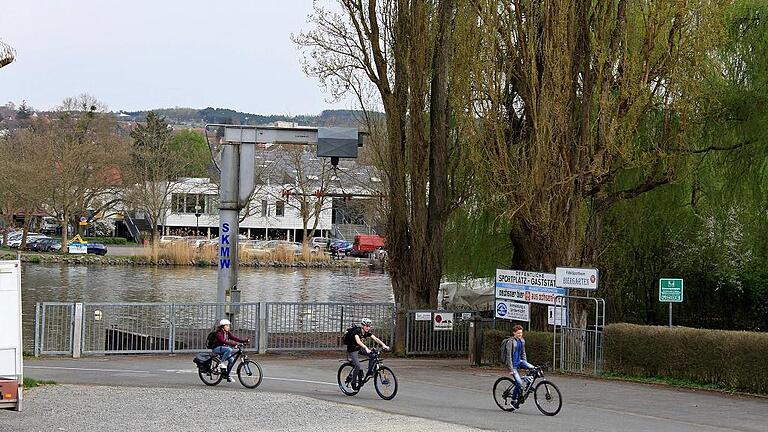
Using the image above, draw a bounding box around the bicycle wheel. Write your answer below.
[373,366,398,400]
[237,360,263,389]
[492,377,518,411]
[198,358,223,386]
[337,363,359,396]
[533,380,562,416]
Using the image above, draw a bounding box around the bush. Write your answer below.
[482,328,553,367]
[85,237,128,245]
[604,323,768,394]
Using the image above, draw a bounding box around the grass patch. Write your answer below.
[23,377,56,389]
[600,372,727,391]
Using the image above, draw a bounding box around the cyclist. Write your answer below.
[211,318,249,382]
[345,318,389,387]
[504,324,536,408]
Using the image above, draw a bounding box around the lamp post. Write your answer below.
[194,205,202,235]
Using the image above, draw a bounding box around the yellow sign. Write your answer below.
[69,234,88,245]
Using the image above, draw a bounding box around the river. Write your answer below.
[20,263,393,351]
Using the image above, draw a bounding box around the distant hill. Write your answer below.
[121,108,377,128]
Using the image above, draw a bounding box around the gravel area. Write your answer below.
[0,385,480,432]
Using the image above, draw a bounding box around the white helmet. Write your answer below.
[219,319,231,326]
[360,318,373,327]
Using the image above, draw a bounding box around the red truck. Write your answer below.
[351,234,385,257]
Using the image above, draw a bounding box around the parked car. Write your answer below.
[87,243,108,255]
[159,235,184,245]
[43,239,63,252]
[28,237,57,252]
[329,240,353,256]
[310,237,332,250]
[7,233,44,248]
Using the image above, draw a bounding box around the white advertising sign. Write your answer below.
[433,312,454,331]
[547,306,568,326]
[495,300,530,322]
[555,267,599,290]
[415,312,432,321]
[495,269,566,305]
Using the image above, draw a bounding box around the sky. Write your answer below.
[0,0,352,115]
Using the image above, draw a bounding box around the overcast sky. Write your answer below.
[1,1,351,114]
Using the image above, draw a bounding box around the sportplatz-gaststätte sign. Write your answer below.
[495,269,567,305]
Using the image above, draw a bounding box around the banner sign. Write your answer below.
[555,267,599,290]
[433,312,454,331]
[495,300,530,322]
[495,269,566,305]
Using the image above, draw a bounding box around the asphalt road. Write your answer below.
[18,354,768,432]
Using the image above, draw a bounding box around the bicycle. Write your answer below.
[492,365,562,416]
[195,344,263,389]
[337,348,398,400]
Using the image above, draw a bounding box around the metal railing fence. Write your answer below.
[405,310,477,355]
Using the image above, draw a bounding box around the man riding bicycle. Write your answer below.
[504,325,536,408]
[345,318,389,387]
[211,319,249,382]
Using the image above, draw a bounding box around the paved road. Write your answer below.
[18,354,768,431]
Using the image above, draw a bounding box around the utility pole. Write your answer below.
[207,125,361,321]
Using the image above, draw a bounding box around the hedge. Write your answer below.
[604,323,768,394]
[482,328,553,367]
[84,237,128,245]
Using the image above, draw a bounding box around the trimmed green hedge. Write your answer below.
[84,237,128,245]
[482,329,553,366]
[604,323,768,394]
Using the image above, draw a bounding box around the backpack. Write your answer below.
[500,336,513,364]
[206,331,218,349]
[343,326,359,346]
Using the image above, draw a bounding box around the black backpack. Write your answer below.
[343,326,359,346]
[206,331,218,349]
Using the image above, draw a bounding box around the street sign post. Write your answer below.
[659,278,683,326]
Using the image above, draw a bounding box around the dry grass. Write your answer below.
[143,242,330,264]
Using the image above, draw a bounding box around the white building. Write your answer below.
[160,177,334,242]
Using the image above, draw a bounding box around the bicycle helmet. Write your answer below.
[219,319,231,326]
[360,318,373,327]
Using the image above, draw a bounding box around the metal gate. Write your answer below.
[406,310,477,355]
[552,295,605,375]
[265,302,395,351]
[35,303,75,356]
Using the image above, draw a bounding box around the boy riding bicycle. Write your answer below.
[504,325,536,408]
[345,318,389,387]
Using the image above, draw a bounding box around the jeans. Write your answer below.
[349,349,373,382]
[213,346,235,375]
[511,360,536,398]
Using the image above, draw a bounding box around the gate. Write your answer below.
[35,303,75,356]
[552,295,605,375]
[406,310,477,355]
[265,302,394,351]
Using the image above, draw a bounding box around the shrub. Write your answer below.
[482,328,553,367]
[85,237,128,245]
[603,323,768,394]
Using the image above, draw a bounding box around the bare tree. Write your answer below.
[36,94,128,250]
[297,0,474,351]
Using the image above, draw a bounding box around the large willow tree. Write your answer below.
[468,0,728,326]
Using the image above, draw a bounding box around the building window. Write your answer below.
[261,199,268,217]
[276,200,285,217]
[171,193,212,214]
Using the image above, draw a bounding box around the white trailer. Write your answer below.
[0,260,23,411]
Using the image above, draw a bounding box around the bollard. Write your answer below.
[468,315,483,366]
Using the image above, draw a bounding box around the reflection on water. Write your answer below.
[21,263,393,350]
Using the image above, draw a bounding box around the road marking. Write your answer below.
[26,365,337,387]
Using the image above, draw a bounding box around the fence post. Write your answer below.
[258,302,267,353]
[72,302,83,358]
[468,315,482,366]
[169,304,176,354]
[34,303,40,357]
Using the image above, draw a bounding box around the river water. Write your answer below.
[20,263,393,351]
